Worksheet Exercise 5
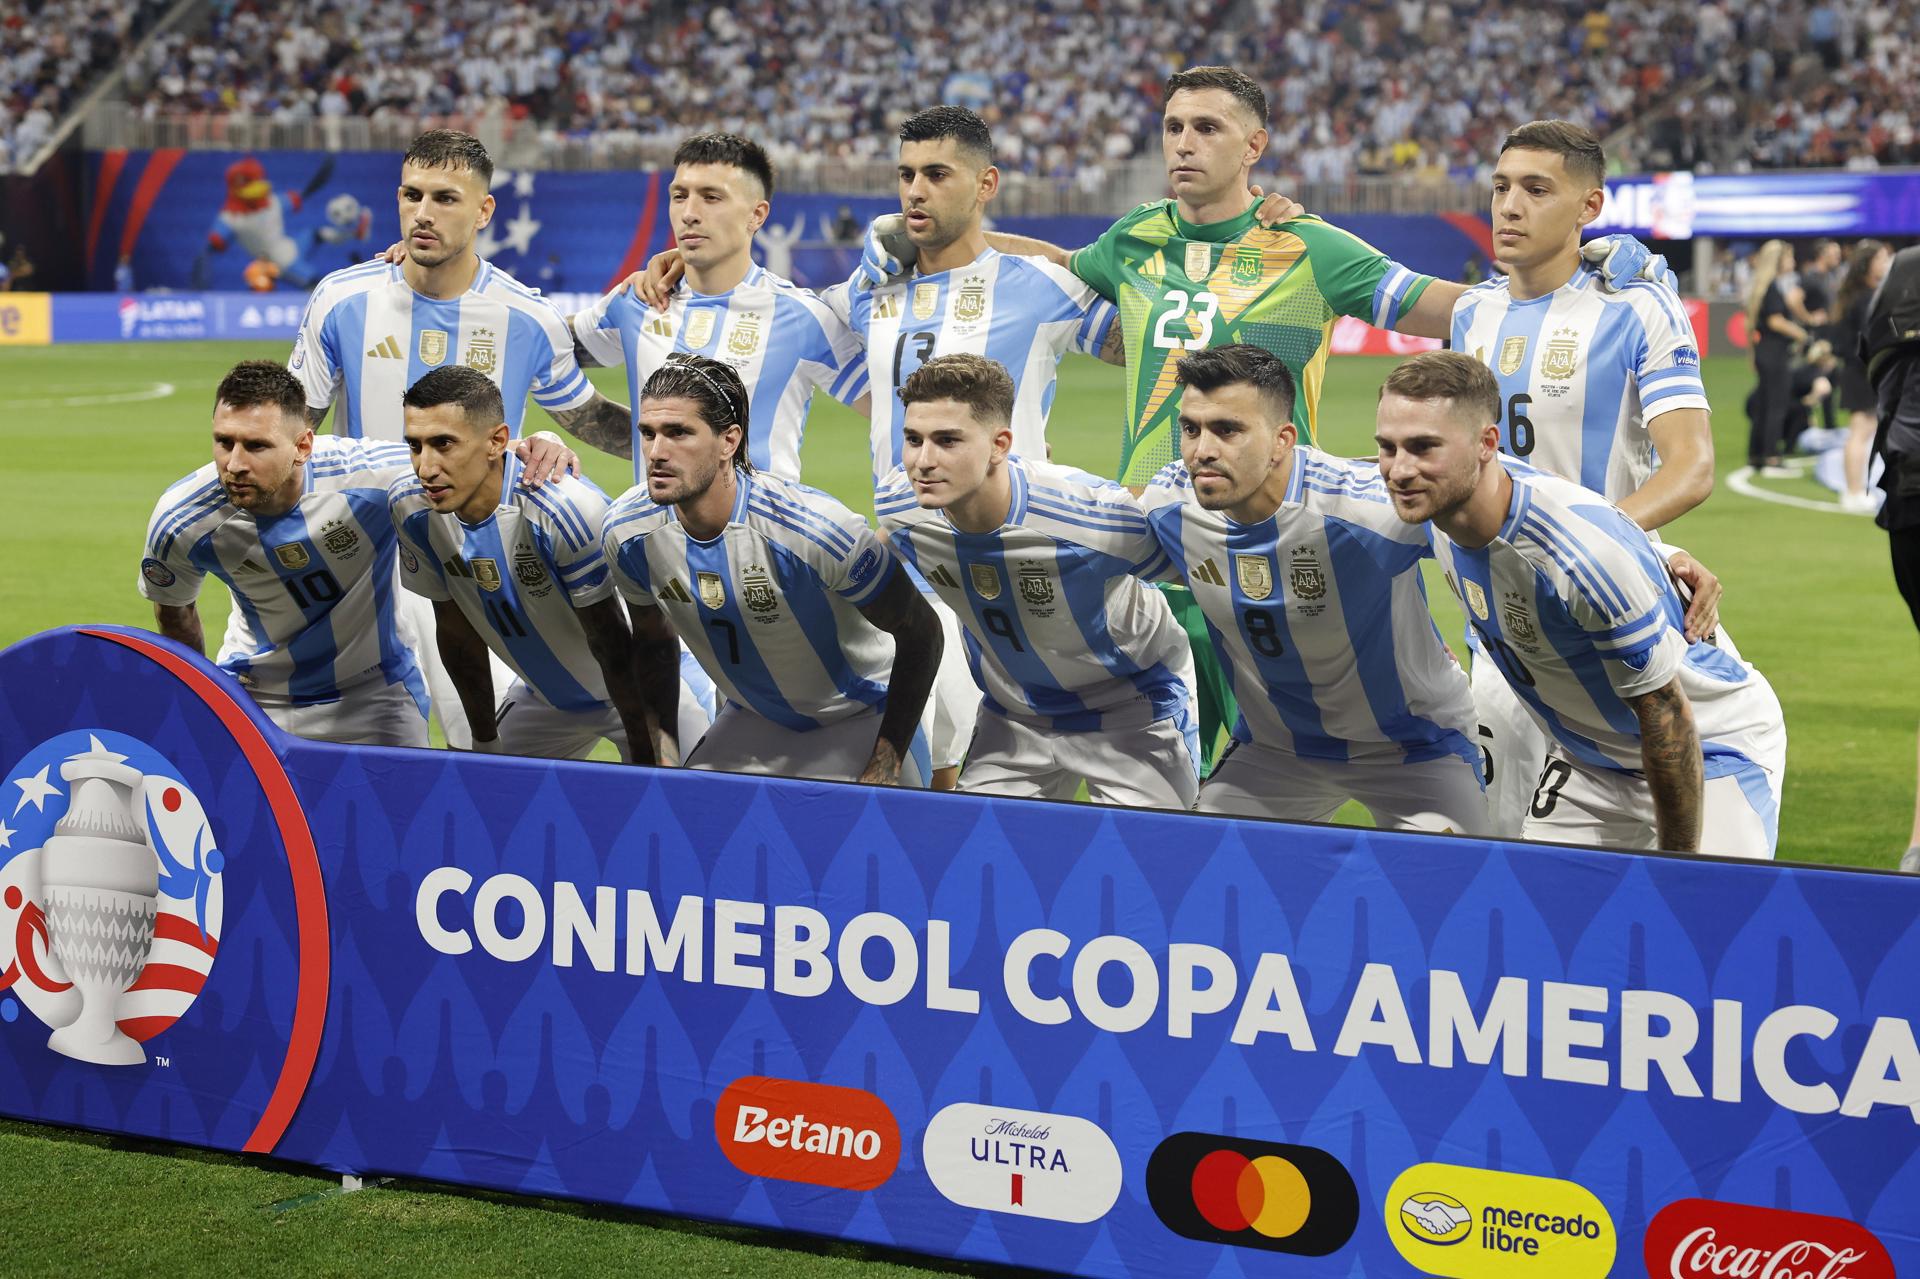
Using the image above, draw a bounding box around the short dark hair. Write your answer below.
[403,365,506,430]
[1174,344,1296,422]
[899,354,1016,427]
[214,360,307,424]
[1379,351,1502,427]
[403,129,493,186]
[898,105,993,167]
[1498,120,1605,187]
[673,131,775,197]
[1164,66,1267,126]
[642,354,753,472]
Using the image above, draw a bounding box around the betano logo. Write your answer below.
[1385,1162,1614,1278]
[921,1102,1122,1223]
[1644,1198,1893,1279]
[1146,1132,1359,1256]
[714,1076,899,1191]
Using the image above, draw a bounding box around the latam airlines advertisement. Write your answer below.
[0,625,1915,1276]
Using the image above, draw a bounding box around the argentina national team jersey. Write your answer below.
[573,264,868,483]
[390,459,616,713]
[1142,447,1476,764]
[875,456,1192,733]
[602,472,900,729]
[1451,263,1708,502]
[833,248,1117,487]
[291,259,595,440]
[139,437,424,707]
[1431,459,1779,776]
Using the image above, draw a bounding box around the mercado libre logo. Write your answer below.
[1384,1162,1615,1278]
[0,730,224,1066]
[1145,1132,1359,1256]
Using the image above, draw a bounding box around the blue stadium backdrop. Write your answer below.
[0,625,1915,1277]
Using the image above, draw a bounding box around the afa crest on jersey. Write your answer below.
[1235,554,1273,602]
[1501,592,1539,645]
[465,327,498,375]
[742,564,778,614]
[319,520,360,559]
[1289,552,1326,601]
[727,312,763,358]
[1231,245,1264,287]
[1017,566,1054,607]
[953,281,987,326]
[513,548,549,593]
[1542,328,1581,380]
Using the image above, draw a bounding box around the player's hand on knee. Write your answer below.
[1582,235,1678,292]
[375,240,406,265]
[1249,186,1306,227]
[857,214,914,292]
[512,432,581,486]
[628,248,685,309]
[1665,550,1721,642]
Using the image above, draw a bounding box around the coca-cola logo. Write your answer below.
[1645,1199,1893,1279]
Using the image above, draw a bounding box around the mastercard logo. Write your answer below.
[1146,1132,1359,1256]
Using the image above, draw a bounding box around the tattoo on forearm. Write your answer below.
[549,397,633,459]
[1635,680,1703,852]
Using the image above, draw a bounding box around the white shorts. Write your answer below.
[960,710,1200,810]
[256,678,429,748]
[1522,733,1786,860]
[1199,741,1488,835]
[1471,652,1547,839]
[687,702,930,787]
[393,589,512,751]
[923,593,982,772]
[494,663,714,763]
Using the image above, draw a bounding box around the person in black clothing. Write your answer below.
[1837,240,1893,510]
[1745,239,1809,475]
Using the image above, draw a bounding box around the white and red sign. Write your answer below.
[1645,1198,1893,1279]
[921,1102,1122,1223]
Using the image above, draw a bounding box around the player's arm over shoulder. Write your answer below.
[1285,216,1457,338]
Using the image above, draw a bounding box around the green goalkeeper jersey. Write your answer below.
[1069,200,1434,484]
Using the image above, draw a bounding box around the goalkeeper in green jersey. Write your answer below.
[858,66,1664,772]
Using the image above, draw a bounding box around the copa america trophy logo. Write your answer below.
[1,732,224,1066]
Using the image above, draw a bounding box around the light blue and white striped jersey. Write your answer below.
[291,259,595,440]
[602,471,901,730]
[1451,262,1709,502]
[831,248,1118,487]
[139,437,425,708]
[573,264,868,484]
[875,456,1192,734]
[389,458,619,714]
[1142,447,1477,766]
[1428,458,1780,778]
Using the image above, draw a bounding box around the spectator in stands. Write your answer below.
[1747,239,1810,477]
[1838,239,1895,511]
[0,0,170,172]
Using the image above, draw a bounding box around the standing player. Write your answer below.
[876,354,1199,808]
[390,366,713,764]
[141,361,429,746]
[1377,353,1785,856]
[571,133,870,484]
[1141,346,1486,832]
[603,357,943,785]
[1451,121,1720,834]
[290,129,633,746]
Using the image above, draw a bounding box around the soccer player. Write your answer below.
[571,132,871,485]
[290,129,631,746]
[389,365,714,764]
[140,361,430,746]
[875,354,1199,808]
[1450,120,1719,834]
[603,356,943,785]
[1377,352,1786,856]
[1140,345,1487,832]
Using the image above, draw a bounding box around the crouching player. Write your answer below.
[603,356,943,785]
[390,365,714,762]
[1377,352,1785,855]
[1142,345,1488,833]
[876,354,1200,807]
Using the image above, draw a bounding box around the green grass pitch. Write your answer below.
[0,340,1912,1273]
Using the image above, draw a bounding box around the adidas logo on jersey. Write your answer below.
[657,577,695,604]
[366,335,403,360]
[925,564,960,589]
[1191,558,1226,587]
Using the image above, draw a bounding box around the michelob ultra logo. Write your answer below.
[1146,1132,1359,1256]
[1385,1162,1615,1278]
[1644,1198,1893,1279]
[921,1102,1121,1223]
[714,1076,900,1191]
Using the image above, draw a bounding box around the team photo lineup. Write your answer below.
[138,64,1805,861]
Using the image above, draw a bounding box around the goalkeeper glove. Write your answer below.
[1581,234,1679,293]
[856,214,917,292]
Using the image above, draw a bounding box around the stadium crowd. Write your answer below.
[0,0,169,168]
[102,0,1919,181]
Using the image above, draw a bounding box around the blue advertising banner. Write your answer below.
[82,149,1492,298]
[2,625,1915,1277]
[1591,169,1920,241]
